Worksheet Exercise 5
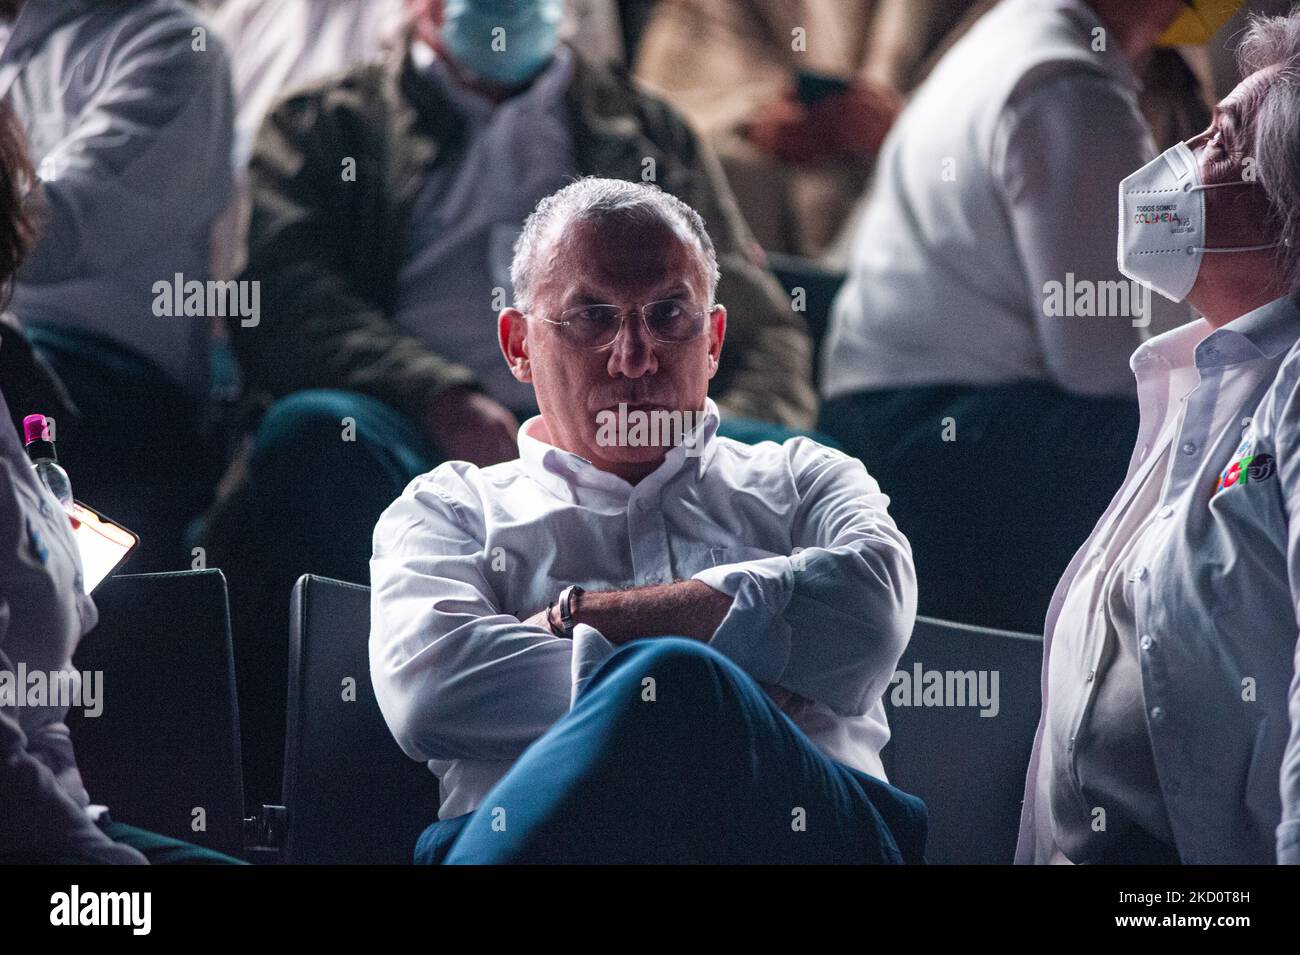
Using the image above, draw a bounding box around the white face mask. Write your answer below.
[1118,141,1280,303]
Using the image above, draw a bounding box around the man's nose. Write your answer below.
[607,311,659,378]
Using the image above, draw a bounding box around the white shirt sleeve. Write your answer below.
[992,70,1190,397]
[369,466,574,763]
[692,439,917,717]
[570,623,617,708]
[18,9,235,285]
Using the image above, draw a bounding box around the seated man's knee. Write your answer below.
[253,389,390,478]
[594,638,753,720]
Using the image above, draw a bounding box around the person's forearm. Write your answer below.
[573,580,732,645]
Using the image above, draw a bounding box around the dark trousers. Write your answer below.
[819,382,1139,634]
[95,820,246,865]
[416,637,927,864]
[0,819,245,865]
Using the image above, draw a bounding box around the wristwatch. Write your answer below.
[549,584,585,638]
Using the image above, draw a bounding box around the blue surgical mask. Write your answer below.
[440,0,564,87]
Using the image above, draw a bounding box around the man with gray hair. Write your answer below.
[370,176,926,864]
[201,0,816,808]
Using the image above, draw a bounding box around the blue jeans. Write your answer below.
[416,638,927,865]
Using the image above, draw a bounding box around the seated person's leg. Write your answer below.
[414,812,475,866]
[439,638,924,864]
[94,820,247,865]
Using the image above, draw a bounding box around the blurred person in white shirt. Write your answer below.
[0,0,236,574]
[818,0,1239,634]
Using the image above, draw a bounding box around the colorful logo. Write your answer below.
[1214,451,1275,493]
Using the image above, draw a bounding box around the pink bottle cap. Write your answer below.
[22,414,50,444]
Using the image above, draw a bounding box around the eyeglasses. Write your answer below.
[532,299,714,349]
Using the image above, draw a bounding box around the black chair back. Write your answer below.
[883,615,1043,863]
[70,570,245,859]
[281,574,440,864]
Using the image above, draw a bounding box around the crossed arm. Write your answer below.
[521,580,732,645]
[370,443,916,764]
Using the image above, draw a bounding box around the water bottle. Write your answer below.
[22,413,75,515]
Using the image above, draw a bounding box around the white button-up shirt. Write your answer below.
[370,399,917,819]
[821,0,1187,402]
[1,0,235,397]
[1017,294,1300,865]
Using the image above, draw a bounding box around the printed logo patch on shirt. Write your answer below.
[1213,447,1276,495]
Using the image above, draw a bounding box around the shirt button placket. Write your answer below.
[630,494,668,586]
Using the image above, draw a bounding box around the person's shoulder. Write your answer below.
[396,457,529,512]
[567,43,694,138]
[376,460,483,535]
[375,459,519,554]
[713,432,861,478]
[982,1,1133,109]
[111,0,210,31]
[1259,330,1300,429]
[76,0,232,77]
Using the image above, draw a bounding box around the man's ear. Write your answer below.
[500,308,532,382]
[706,304,726,378]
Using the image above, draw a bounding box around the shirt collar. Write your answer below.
[1201,293,1300,365]
[1131,294,1300,375]
[517,397,722,504]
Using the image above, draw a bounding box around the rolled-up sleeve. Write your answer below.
[369,465,573,763]
[692,439,917,717]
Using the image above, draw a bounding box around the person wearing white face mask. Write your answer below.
[816,0,1226,636]
[1018,10,1300,865]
